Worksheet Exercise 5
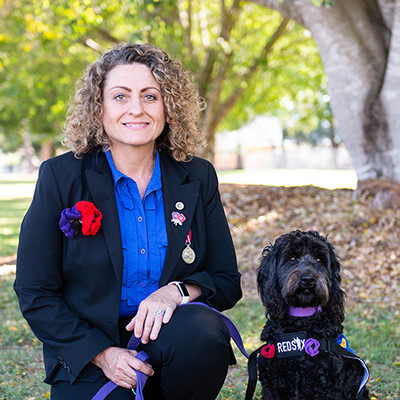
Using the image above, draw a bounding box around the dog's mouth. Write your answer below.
[301,288,314,296]
[282,273,329,308]
[288,287,320,307]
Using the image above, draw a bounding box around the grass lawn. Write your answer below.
[1,270,399,399]
[1,177,399,399]
[0,198,32,258]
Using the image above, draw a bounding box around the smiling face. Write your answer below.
[101,63,166,154]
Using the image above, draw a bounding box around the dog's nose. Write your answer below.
[300,276,315,288]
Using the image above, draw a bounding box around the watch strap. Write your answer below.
[168,281,190,305]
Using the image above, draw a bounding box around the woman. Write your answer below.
[14,43,242,400]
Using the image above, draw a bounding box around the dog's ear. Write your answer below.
[326,240,346,323]
[257,242,286,321]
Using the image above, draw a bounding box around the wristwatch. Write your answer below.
[168,281,190,305]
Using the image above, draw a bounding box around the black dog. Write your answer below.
[256,230,370,400]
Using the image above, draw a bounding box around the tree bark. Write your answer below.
[381,0,400,178]
[250,0,400,182]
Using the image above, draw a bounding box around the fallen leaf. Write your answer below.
[220,182,400,310]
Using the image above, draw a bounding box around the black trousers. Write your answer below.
[51,305,233,400]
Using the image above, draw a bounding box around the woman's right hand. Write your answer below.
[91,347,154,389]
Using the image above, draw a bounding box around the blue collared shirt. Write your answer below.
[106,150,168,317]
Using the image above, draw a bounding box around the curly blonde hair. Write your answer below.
[62,43,205,161]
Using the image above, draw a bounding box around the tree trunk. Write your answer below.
[40,139,54,162]
[381,0,400,178]
[250,0,400,182]
[22,132,40,172]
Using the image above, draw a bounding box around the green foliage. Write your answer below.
[0,0,117,153]
[220,20,329,135]
[0,0,330,157]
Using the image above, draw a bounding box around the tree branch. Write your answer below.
[203,51,234,139]
[197,49,218,99]
[212,17,291,128]
[187,0,193,58]
[80,28,119,52]
[221,0,229,40]
[248,0,305,26]
[95,28,119,44]
[197,1,244,101]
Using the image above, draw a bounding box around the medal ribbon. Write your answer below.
[186,229,192,245]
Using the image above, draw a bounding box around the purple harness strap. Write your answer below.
[91,302,248,400]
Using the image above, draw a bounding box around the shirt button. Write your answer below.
[140,282,146,287]
[140,249,146,254]
[138,216,143,222]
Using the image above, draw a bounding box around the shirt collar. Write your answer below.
[105,150,162,194]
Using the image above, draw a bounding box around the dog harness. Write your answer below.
[245,332,370,400]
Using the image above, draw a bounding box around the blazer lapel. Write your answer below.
[86,150,123,285]
[160,153,200,285]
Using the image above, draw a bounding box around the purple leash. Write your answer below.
[188,302,249,359]
[91,302,248,400]
[91,333,149,400]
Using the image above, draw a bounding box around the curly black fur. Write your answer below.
[257,230,370,400]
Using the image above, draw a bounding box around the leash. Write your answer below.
[188,302,249,358]
[91,302,249,400]
[91,332,149,400]
[244,335,370,400]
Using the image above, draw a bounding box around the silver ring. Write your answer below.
[155,309,165,317]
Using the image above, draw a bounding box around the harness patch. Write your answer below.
[273,332,308,358]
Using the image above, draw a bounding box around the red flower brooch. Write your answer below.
[59,201,102,238]
[260,344,276,358]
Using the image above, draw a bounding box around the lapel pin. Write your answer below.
[171,212,186,226]
[175,201,184,210]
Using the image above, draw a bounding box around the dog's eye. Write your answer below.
[289,256,297,262]
[316,258,321,263]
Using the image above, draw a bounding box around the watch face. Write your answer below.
[178,282,189,297]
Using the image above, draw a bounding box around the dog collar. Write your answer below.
[287,305,322,317]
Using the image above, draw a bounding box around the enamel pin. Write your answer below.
[175,201,184,210]
[171,212,186,226]
[182,229,195,264]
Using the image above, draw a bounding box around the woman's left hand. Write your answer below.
[126,285,181,344]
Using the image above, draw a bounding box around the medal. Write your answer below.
[182,229,195,264]
[182,245,195,264]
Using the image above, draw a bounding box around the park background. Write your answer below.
[1,0,400,399]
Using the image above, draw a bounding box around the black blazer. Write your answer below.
[14,148,242,384]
